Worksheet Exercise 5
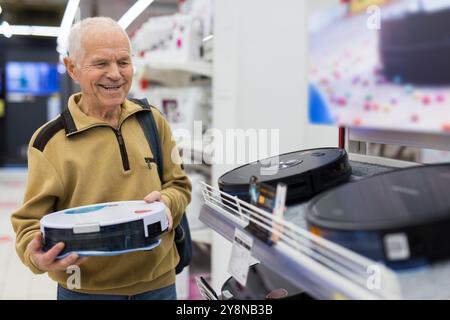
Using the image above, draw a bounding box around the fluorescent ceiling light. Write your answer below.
[1,21,12,38]
[0,24,59,37]
[0,5,3,15]
[57,0,80,54]
[118,0,154,30]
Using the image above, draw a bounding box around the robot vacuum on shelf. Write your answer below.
[40,201,168,259]
[221,263,313,300]
[306,164,450,269]
[218,148,352,205]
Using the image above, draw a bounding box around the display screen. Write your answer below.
[308,0,450,134]
[6,62,59,96]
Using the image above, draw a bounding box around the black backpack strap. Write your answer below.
[130,98,164,184]
[130,98,192,274]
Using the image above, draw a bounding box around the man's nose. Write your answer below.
[106,63,122,80]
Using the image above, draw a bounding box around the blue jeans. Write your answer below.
[57,284,177,300]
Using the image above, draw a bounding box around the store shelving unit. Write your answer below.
[133,59,214,244]
[145,60,212,77]
[134,56,212,74]
[133,57,212,86]
[199,161,450,300]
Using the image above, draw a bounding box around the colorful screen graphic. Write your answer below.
[6,62,60,96]
[308,0,450,134]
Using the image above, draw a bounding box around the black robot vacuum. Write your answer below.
[218,148,352,205]
[306,164,450,269]
[221,263,312,300]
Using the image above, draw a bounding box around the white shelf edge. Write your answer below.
[134,58,212,77]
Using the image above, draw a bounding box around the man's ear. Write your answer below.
[64,57,79,82]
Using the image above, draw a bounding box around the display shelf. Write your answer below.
[143,60,212,77]
[199,161,450,300]
[134,57,212,86]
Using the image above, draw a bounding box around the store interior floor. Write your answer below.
[0,169,56,299]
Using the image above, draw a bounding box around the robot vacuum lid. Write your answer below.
[219,148,347,186]
[41,201,166,230]
[307,164,450,231]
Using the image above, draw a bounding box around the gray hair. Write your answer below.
[67,17,131,64]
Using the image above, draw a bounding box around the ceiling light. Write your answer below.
[1,21,12,38]
[118,0,154,30]
[0,24,60,37]
[57,0,80,54]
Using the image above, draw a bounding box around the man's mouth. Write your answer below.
[99,84,122,90]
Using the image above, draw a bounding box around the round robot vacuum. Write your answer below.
[306,164,450,269]
[218,148,352,205]
[221,263,313,300]
[40,201,168,258]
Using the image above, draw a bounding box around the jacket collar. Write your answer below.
[61,93,146,136]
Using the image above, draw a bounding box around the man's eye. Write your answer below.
[95,62,107,67]
[119,61,130,66]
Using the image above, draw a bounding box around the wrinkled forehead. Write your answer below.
[79,28,131,60]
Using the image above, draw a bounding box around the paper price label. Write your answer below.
[228,228,254,287]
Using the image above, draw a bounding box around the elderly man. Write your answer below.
[11,17,191,300]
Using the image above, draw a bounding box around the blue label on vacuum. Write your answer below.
[64,205,107,214]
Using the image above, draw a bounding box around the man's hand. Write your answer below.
[27,234,87,272]
[144,191,173,232]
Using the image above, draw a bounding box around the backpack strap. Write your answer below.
[130,98,192,274]
[130,98,164,184]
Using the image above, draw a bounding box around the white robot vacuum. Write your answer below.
[40,201,168,258]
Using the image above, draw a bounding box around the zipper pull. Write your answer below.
[116,129,124,145]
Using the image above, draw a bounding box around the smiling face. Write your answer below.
[65,28,133,110]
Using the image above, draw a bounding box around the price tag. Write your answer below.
[271,183,287,243]
[228,228,254,286]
